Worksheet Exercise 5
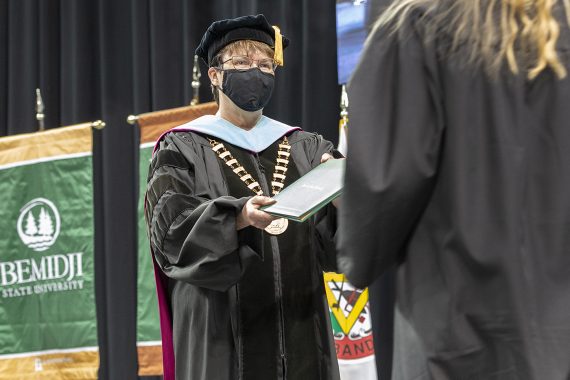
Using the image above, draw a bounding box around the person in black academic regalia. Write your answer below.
[338,1,570,379]
[145,14,340,380]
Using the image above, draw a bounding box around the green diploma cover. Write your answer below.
[261,158,345,222]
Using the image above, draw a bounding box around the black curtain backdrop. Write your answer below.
[0,1,397,379]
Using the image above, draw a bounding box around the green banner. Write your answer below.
[136,143,162,376]
[0,125,98,379]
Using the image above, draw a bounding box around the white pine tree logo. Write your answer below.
[25,211,38,236]
[17,198,61,252]
[38,208,54,236]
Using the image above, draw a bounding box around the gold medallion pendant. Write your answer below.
[209,136,292,236]
[264,218,288,235]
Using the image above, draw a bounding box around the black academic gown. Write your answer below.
[338,7,570,380]
[145,129,340,380]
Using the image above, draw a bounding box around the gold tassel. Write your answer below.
[272,25,284,66]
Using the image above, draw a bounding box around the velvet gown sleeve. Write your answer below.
[145,134,262,292]
[337,14,445,288]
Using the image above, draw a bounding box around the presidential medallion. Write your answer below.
[264,218,288,235]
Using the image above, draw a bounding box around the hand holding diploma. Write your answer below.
[237,196,278,230]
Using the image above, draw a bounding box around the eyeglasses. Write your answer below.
[218,56,277,74]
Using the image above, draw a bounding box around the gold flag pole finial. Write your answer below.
[127,115,139,125]
[91,120,106,130]
[36,88,45,132]
[190,55,201,106]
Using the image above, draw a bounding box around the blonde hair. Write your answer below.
[213,40,274,64]
[376,0,570,79]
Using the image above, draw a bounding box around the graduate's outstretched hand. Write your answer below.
[237,196,278,230]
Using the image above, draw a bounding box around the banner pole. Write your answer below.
[190,55,201,106]
[36,88,45,132]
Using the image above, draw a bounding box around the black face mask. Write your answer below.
[219,68,275,112]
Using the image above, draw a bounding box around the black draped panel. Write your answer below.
[0,0,343,146]
[0,1,344,379]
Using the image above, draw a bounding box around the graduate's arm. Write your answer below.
[145,136,262,292]
[337,13,444,288]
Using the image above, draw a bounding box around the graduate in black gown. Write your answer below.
[145,14,340,380]
[338,1,570,379]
